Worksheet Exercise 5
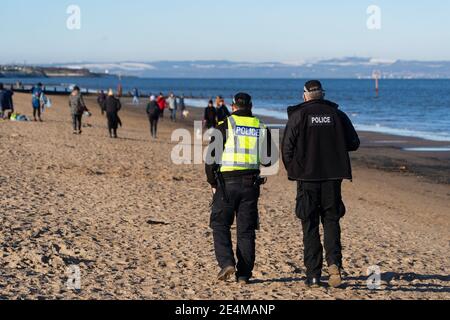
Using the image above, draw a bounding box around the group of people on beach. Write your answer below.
[2,82,233,141]
[106,89,189,139]
[71,87,122,138]
[0,82,51,122]
[203,96,231,129]
[76,88,190,139]
[143,92,187,139]
[1,82,193,140]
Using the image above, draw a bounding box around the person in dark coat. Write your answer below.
[69,86,88,135]
[216,98,231,123]
[204,100,217,129]
[97,90,107,115]
[0,83,14,119]
[146,95,160,139]
[179,94,187,119]
[102,89,122,138]
[282,80,360,289]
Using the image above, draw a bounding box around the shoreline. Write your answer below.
[182,98,450,143]
[161,101,450,185]
[2,79,449,143]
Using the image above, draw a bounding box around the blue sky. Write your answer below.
[0,0,449,63]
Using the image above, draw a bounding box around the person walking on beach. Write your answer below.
[0,83,14,119]
[179,94,187,119]
[132,88,140,105]
[157,93,166,120]
[216,98,231,123]
[31,83,44,122]
[97,90,107,115]
[146,95,160,139]
[282,80,360,289]
[204,100,217,129]
[102,89,122,138]
[205,93,272,284]
[69,86,88,135]
[167,92,178,122]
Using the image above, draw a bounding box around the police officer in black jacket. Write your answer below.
[282,80,360,288]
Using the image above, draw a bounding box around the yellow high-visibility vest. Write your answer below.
[220,115,267,172]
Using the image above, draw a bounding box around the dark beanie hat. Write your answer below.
[233,92,253,108]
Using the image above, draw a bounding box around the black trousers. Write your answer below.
[33,107,41,120]
[98,103,105,115]
[72,114,82,131]
[296,180,345,279]
[149,117,159,138]
[210,175,260,279]
[107,112,119,137]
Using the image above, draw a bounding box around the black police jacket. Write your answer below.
[282,99,360,181]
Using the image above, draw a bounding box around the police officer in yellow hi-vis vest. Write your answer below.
[205,92,272,284]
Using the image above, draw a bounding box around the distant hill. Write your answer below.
[0,65,101,78]
[48,57,450,79]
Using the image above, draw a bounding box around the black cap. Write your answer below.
[233,92,253,108]
[304,80,324,93]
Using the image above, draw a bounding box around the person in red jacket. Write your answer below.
[157,93,166,119]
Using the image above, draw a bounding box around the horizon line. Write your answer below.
[4,56,450,65]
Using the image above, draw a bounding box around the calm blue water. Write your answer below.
[3,77,450,141]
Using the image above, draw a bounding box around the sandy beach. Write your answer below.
[0,93,449,300]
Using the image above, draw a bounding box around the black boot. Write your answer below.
[305,277,322,288]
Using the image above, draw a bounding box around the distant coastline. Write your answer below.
[0,65,105,78]
[52,58,450,79]
[3,57,450,79]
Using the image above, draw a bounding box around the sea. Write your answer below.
[2,77,450,142]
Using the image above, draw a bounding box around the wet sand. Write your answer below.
[0,93,449,300]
